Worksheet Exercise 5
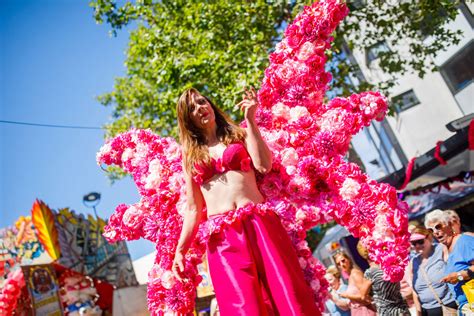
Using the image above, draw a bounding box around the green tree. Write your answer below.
[91,0,291,139]
[91,0,464,138]
[306,222,337,253]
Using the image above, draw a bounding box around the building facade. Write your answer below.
[348,2,473,180]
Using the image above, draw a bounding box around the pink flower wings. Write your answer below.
[256,0,408,285]
[98,0,409,313]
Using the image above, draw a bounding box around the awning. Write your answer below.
[312,225,350,263]
[402,175,474,219]
[379,124,471,190]
[379,115,473,218]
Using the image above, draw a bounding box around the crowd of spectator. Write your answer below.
[324,209,473,316]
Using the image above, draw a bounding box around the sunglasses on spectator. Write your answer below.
[410,239,425,246]
[336,258,348,265]
[427,223,445,233]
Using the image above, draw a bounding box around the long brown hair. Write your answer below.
[176,88,246,173]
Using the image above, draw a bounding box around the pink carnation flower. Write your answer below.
[160,271,176,290]
[289,106,310,122]
[297,41,317,61]
[122,205,144,228]
[339,178,361,201]
[280,147,298,167]
[272,102,291,120]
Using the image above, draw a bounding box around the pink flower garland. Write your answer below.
[398,157,416,191]
[256,0,409,283]
[0,269,25,315]
[97,0,410,314]
[434,141,447,165]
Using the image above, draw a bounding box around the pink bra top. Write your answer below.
[193,142,253,185]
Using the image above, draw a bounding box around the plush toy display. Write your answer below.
[59,270,102,316]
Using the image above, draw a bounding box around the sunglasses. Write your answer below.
[410,239,425,246]
[336,258,348,265]
[427,223,445,233]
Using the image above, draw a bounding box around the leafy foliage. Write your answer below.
[91,0,292,139]
[306,222,337,253]
[90,0,463,138]
[329,0,463,96]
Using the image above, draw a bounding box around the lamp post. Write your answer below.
[83,192,102,270]
[83,192,101,219]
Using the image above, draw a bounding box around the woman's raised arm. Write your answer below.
[238,87,272,173]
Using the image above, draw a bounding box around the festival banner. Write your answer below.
[54,207,138,288]
[0,216,49,287]
[22,264,63,316]
[404,180,474,218]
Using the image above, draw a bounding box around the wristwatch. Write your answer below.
[457,271,464,282]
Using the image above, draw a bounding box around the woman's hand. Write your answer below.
[441,271,467,284]
[172,251,185,281]
[237,87,258,123]
[330,290,339,301]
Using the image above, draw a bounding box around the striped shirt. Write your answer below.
[364,266,410,315]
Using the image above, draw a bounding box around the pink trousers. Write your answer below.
[206,208,320,316]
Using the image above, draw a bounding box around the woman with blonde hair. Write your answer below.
[336,252,376,316]
[325,265,350,316]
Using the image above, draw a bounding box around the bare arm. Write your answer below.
[359,276,373,301]
[401,261,414,301]
[238,87,272,173]
[412,290,422,316]
[330,290,350,311]
[406,261,422,315]
[172,159,205,280]
[441,262,474,284]
[340,269,372,304]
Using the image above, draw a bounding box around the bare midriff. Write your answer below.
[200,169,265,217]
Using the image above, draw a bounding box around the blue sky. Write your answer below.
[0,1,155,259]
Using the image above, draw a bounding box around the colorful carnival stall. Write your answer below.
[0,200,138,315]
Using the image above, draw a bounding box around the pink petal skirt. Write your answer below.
[205,203,320,316]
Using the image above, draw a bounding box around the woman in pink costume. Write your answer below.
[97,1,411,314]
[171,87,320,315]
[335,252,376,316]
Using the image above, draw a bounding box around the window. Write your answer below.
[366,41,390,65]
[440,41,474,94]
[392,89,420,113]
[352,119,407,180]
[418,8,449,38]
[460,0,474,28]
[347,0,365,11]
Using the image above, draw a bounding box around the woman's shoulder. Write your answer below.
[457,233,474,248]
[350,268,365,280]
[431,242,445,257]
[411,251,421,263]
[364,266,382,279]
[447,234,474,265]
[461,232,474,239]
